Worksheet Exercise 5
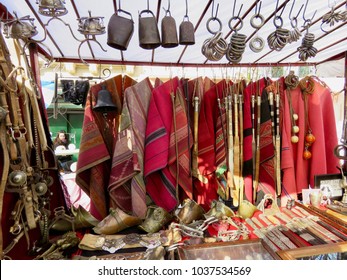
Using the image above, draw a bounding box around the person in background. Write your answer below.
[53,130,74,172]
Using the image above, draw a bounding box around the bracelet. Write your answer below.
[249,36,265,53]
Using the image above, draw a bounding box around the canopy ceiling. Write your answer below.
[1,0,347,67]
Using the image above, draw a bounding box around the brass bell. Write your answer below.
[93,84,117,113]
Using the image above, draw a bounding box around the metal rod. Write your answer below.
[25,0,64,57]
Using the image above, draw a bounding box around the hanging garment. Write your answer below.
[107,78,153,219]
[168,86,194,200]
[76,75,137,219]
[308,79,339,185]
[287,78,339,193]
[144,77,181,212]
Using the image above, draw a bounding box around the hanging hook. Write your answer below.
[302,0,317,27]
[147,0,150,11]
[211,0,219,19]
[118,0,122,10]
[274,0,286,18]
[232,0,243,18]
[289,0,304,28]
[229,0,244,32]
[289,0,304,21]
[328,0,337,9]
[163,0,171,16]
[184,0,188,17]
[255,1,262,17]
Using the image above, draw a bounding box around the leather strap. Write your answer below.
[0,120,9,258]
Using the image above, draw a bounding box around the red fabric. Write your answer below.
[76,75,137,219]
[144,77,181,211]
[108,78,153,218]
[168,87,193,200]
[292,79,339,192]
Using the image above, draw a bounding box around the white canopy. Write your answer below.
[1,0,347,67]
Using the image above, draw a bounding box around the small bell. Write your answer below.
[93,84,117,113]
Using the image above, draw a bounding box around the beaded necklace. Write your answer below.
[284,71,300,143]
[299,76,316,159]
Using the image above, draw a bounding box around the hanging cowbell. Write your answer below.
[138,10,161,49]
[161,10,178,48]
[107,9,134,51]
[179,15,195,45]
[93,84,117,113]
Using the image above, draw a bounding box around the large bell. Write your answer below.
[138,10,161,50]
[93,84,117,113]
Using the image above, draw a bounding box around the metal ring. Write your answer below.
[206,17,222,34]
[273,16,283,28]
[250,14,264,29]
[228,16,243,32]
[334,144,347,160]
[290,17,298,29]
[249,36,264,53]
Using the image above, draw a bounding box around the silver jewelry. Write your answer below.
[226,32,247,63]
[249,36,264,53]
[202,32,228,61]
[297,32,317,61]
[250,13,264,29]
[202,17,227,61]
[267,16,289,51]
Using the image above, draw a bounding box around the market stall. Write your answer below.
[1,0,347,261]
